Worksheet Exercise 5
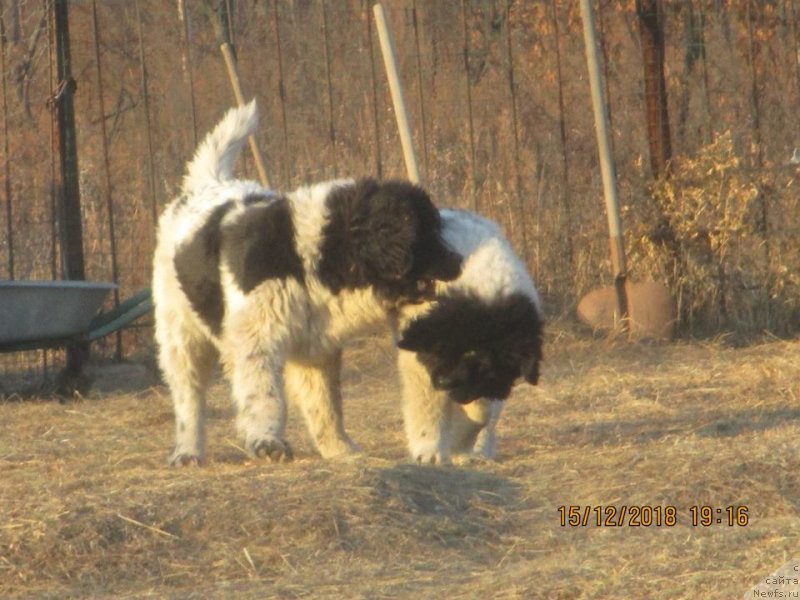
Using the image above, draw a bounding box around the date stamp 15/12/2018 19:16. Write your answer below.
[557,505,750,527]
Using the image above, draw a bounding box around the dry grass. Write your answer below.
[1,330,799,599]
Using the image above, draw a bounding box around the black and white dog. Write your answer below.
[153,101,462,465]
[396,209,544,463]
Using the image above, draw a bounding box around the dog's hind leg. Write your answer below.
[226,348,293,462]
[285,351,360,459]
[397,349,452,465]
[158,321,218,467]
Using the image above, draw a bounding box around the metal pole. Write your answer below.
[637,0,672,177]
[45,0,57,281]
[53,0,85,283]
[579,0,628,322]
[53,0,89,389]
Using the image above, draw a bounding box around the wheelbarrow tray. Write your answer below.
[0,280,117,348]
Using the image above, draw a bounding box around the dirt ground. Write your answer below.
[1,328,799,599]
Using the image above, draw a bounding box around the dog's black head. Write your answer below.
[397,292,543,403]
[319,179,462,298]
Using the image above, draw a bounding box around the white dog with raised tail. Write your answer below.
[153,101,462,466]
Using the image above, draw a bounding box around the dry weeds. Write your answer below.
[1,330,799,599]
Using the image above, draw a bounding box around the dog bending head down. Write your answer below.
[152,100,460,466]
[394,209,544,464]
[397,291,542,404]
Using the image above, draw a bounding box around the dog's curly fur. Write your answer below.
[152,101,461,466]
[396,209,543,464]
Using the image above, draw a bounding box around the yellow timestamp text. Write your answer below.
[557,505,749,527]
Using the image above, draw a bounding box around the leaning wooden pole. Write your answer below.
[373,3,420,184]
[220,42,270,188]
[579,0,628,324]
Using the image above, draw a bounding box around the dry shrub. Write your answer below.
[624,132,800,338]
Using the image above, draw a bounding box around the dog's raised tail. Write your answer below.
[182,99,259,194]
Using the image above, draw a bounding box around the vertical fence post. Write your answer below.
[411,0,429,181]
[365,0,384,180]
[45,0,57,281]
[45,0,57,376]
[549,0,574,277]
[320,1,338,178]
[745,0,762,167]
[90,0,122,360]
[637,0,672,178]
[53,0,89,388]
[745,0,771,328]
[135,0,158,225]
[269,0,291,188]
[503,0,531,269]
[176,0,198,147]
[789,0,800,136]
[696,0,712,145]
[53,0,84,282]
[0,11,14,280]
[460,0,478,212]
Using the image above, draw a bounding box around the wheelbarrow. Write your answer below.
[0,281,152,353]
[0,281,153,394]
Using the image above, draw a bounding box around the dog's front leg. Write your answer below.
[285,350,360,459]
[451,398,503,462]
[228,349,293,462]
[397,349,452,465]
[469,399,503,459]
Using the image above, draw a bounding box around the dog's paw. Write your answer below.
[471,432,497,461]
[410,440,451,465]
[247,437,294,462]
[318,436,362,460]
[415,452,450,465]
[169,451,204,467]
[452,452,495,466]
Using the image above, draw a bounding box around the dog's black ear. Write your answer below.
[419,244,462,282]
[397,322,435,352]
[396,296,467,352]
[519,332,543,385]
[396,336,417,351]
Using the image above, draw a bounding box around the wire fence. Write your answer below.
[1,0,800,384]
